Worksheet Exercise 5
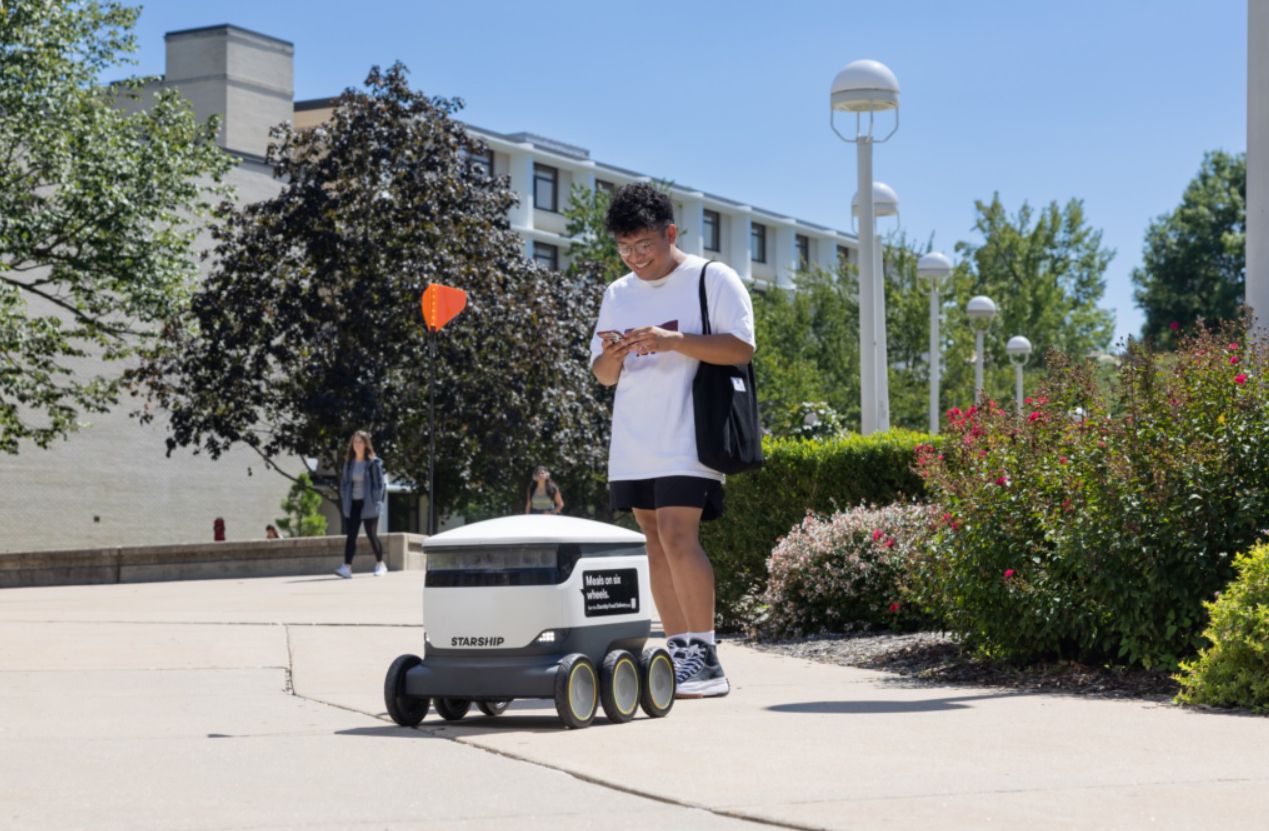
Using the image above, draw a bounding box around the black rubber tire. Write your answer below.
[383,654,429,727]
[553,653,598,729]
[477,699,512,717]
[639,646,675,718]
[600,650,641,724]
[435,697,472,721]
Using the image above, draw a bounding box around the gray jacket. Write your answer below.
[340,457,386,519]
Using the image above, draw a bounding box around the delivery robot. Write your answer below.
[383,514,676,729]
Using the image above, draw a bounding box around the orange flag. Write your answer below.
[421,284,468,332]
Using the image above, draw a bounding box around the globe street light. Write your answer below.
[831,59,900,435]
[852,181,900,431]
[918,251,954,433]
[1006,335,1033,416]
[966,295,997,403]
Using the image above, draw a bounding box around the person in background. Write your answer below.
[524,466,564,515]
[265,525,281,540]
[335,431,387,578]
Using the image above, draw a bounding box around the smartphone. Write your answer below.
[598,330,624,344]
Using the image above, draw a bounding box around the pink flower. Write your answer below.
[1230,355,1240,365]
[1028,411,1042,422]
[1169,321,1179,331]
[1059,456,1068,464]
[872,529,883,541]
[885,537,896,548]
[1236,373,1248,385]
[995,475,1008,486]
[1004,568,1015,579]
[1229,343,1240,351]
[1024,396,1034,405]
[888,602,901,613]
[1062,498,1072,512]
[942,512,953,523]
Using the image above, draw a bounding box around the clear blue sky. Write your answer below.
[130,0,1248,346]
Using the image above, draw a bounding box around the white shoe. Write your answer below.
[373,562,388,576]
[334,564,352,579]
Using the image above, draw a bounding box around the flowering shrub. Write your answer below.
[759,502,934,638]
[913,321,1269,668]
[703,430,934,628]
[1175,542,1269,712]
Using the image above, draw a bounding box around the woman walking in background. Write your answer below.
[335,431,387,578]
[524,466,564,515]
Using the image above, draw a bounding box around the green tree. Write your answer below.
[132,64,608,520]
[563,184,624,284]
[945,194,1116,408]
[276,472,327,537]
[1132,150,1246,348]
[0,0,232,452]
[751,266,860,434]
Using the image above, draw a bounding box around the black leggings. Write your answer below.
[344,499,384,565]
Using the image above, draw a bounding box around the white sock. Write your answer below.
[666,632,688,643]
[686,631,715,646]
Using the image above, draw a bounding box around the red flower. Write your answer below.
[1059,456,1068,464]
[951,520,961,530]
[1028,411,1042,422]
[1230,355,1240,365]
[885,537,896,548]
[995,475,1008,486]
[1024,396,1034,405]
[1229,343,1240,351]
[1062,498,1072,512]
[1003,568,1015,579]
[1236,373,1248,385]
[872,529,883,541]
[888,602,901,613]
[942,512,953,523]
[1169,321,1179,331]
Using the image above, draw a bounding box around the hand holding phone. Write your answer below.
[598,329,624,344]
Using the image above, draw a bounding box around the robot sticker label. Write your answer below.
[582,568,639,617]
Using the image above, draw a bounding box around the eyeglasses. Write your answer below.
[616,239,658,258]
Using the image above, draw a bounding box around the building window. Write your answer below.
[837,245,852,268]
[462,147,494,178]
[796,234,810,270]
[533,241,559,270]
[595,179,616,197]
[703,210,720,252]
[750,223,767,263]
[534,164,559,212]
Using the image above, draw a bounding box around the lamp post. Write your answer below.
[966,295,997,403]
[831,59,900,435]
[1006,336,1033,415]
[918,251,953,433]
[852,181,900,431]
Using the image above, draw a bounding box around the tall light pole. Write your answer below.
[966,295,997,403]
[852,181,900,431]
[1249,1,1269,338]
[831,59,900,435]
[1006,336,1033,415]
[918,251,953,433]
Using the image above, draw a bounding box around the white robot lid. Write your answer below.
[424,514,646,548]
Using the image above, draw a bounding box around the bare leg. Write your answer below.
[652,506,714,633]
[632,508,688,636]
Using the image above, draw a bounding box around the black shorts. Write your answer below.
[609,476,724,522]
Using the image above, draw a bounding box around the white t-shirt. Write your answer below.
[590,254,756,482]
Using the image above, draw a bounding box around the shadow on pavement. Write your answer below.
[768,691,1032,714]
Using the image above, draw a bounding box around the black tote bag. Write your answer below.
[692,261,764,474]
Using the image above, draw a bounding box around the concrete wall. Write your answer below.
[0,162,299,553]
[0,534,427,589]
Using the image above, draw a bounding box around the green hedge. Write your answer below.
[702,430,933,628]
[1176,542,1269,713]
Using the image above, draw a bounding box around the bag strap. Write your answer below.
[697,260,717,336]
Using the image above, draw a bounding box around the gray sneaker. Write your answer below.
[675,639,730,698]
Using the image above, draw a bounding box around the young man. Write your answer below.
[589,183,756,698]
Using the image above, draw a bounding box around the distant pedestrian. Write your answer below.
[265,524,281,540]
[335,431,387,578]
[524,466,564,515]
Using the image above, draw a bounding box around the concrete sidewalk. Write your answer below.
[1,573,1266,830]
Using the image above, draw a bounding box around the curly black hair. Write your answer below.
[605,183,675,236]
